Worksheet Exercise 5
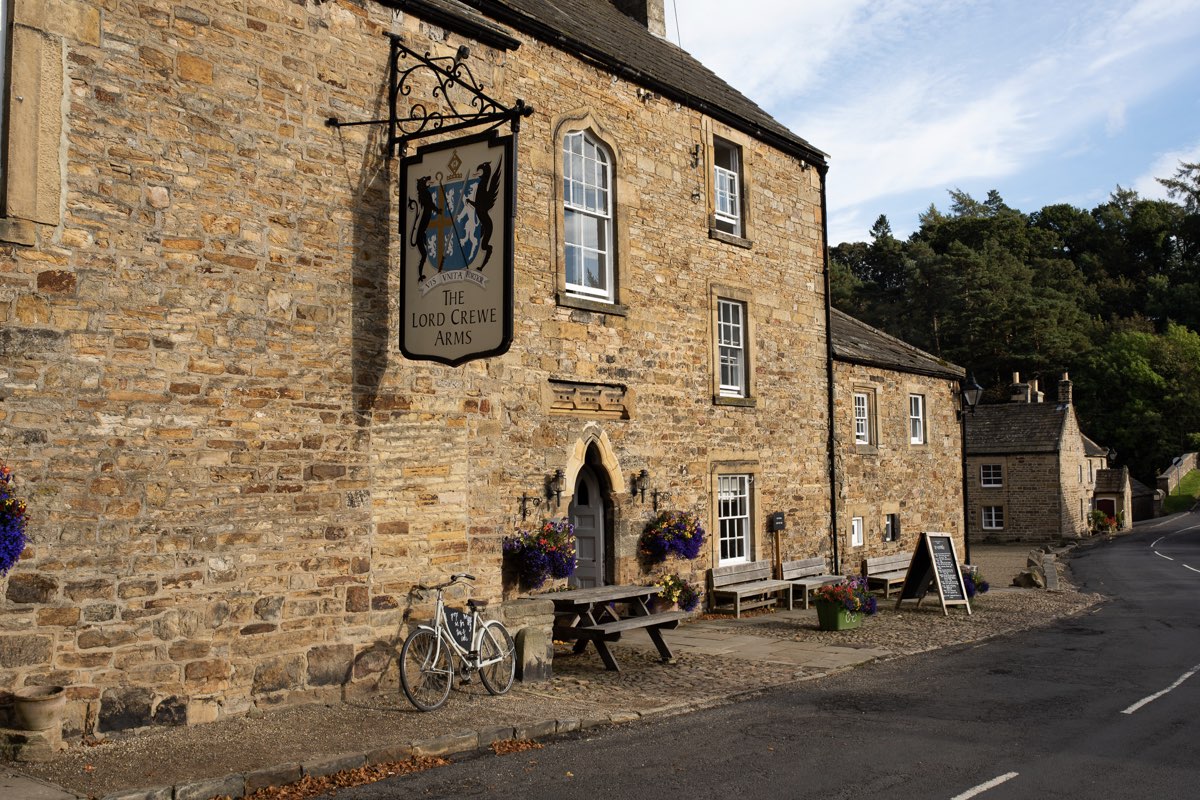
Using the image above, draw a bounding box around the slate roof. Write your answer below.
[1130,475,1156,498]
[1095,467,1128,494]
[400,0,827,165]
[1082,434,1108,458]
[964,403,1069,455]
[829,308,964,381]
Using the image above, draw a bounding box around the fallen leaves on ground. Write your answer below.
[492,738,543,756]
[219,755,451,800]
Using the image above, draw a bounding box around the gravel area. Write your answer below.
[13,544,1101,799]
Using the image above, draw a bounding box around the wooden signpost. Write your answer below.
[895,532,971,615]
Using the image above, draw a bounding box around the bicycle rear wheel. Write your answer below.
[478,621,515,695]
[400,628,452,711]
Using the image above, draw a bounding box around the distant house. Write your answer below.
[965,373,1119,543]
[830,309,966,571]
[1094,467,1133,529]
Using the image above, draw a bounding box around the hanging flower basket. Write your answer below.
[0,464,29,577]
[639,511,705,565]
[503,518,576,591]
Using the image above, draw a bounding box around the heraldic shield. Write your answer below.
[399,131,515,366]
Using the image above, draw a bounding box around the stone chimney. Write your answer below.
[1058,372,1073,406]
[1010,372,1031,404]
[611,0,667,38]
[1029,378,1044,403]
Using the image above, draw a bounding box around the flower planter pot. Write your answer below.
[815,600,861,631]
[11,685,66,732]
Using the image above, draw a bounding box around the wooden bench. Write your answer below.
[781,557,843,609]
[863,553,910,598]
[708,560,793,618]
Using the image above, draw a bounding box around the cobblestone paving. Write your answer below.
[15,546,1100,799]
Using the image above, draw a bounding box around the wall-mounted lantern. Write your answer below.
[630,469,649,502]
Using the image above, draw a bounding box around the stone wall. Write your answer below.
[0,0,831,735]
[832,363,965,572]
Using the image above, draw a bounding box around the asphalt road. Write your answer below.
[324,514,1200,800]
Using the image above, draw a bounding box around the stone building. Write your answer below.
[830,309,966,572]
[0,0,848,736]
[1094,466,1133,530]
[964,373,1112,543]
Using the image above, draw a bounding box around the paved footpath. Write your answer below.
[4,607,893,800]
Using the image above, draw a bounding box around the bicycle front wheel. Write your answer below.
[478,621,516,695]
[400,628,452,711]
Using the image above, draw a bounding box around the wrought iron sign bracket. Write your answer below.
[325,34,533,157]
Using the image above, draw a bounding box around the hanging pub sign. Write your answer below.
[399,130,515,366]
[894,532,972,616]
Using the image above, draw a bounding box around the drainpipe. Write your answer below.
[960,395,972,565]
[818,163,839,574]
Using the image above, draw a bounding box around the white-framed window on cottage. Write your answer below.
[982,505,1004,530]
[853,392,872,445]
[717,298,747,397]
[717,474,751,564]
[713,137,743,237]
[981,464,1003,487]
[850,516,864,547]
[909,394,926,444]
[563,130,614,302]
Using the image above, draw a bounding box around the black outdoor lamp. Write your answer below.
[959,373,983,565]
[631,469,649,502]
[960,374,984,416]
[548,469,565,507]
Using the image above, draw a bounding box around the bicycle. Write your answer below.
[399,573,516,711]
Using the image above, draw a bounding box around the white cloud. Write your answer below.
[1133,143,1200,201]
[671,0,1200,242]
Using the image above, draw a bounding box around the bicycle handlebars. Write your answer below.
[415,573,477,593]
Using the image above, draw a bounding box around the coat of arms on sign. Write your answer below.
[409,149,503,283]
[399,131,515,366]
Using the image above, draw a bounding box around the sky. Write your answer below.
[667,0,1200,245]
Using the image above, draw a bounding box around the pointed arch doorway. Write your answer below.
[569,454,612,588]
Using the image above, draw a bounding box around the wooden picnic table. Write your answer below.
[550,584,685,672]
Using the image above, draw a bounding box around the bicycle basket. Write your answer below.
[445,607,474,651]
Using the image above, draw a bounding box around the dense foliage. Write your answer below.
[831,162,1200,483]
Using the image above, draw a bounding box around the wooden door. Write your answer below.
[570,466,605,587]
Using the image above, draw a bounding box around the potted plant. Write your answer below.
[503,518,577,590]
[812,576,878,631]
[652,573,702,612]
[638,510,705,564]
[0,463,28,578]
[962,565,990,599]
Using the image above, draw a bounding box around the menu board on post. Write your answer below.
[895,532,972,615]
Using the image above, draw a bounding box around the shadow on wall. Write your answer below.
[335,74,393,425]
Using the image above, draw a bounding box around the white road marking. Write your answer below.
[1152,536,1165,548]
[1155,551,1175,561]
[1184,565,1200,574]
[1122,664,1200,715]
[951,772,1019,800]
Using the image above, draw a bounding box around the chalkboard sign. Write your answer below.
[445,608,474,651]
[895,532,971,615]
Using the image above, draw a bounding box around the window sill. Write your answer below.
[556,292,628,316]
[854,443,878,456]
[708,227,752,249]
[0,218,36,246]
[714,395,756,408]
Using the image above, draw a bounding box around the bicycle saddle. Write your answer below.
[467,598,488,610]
